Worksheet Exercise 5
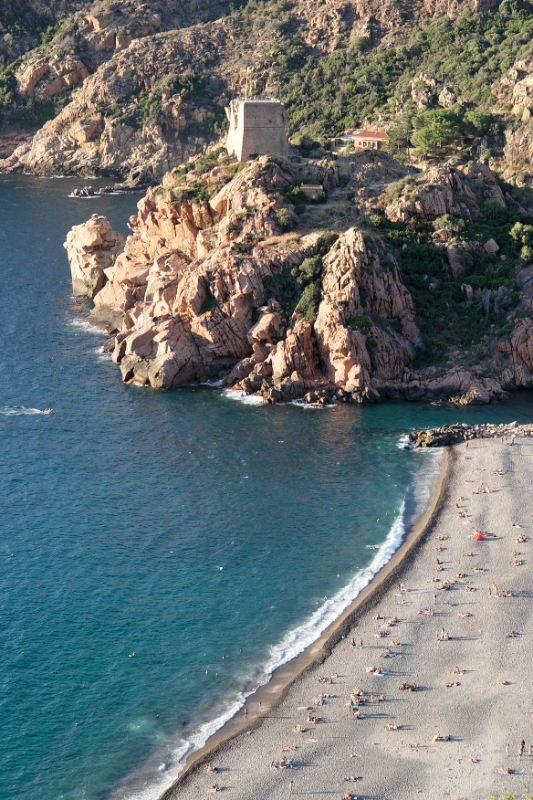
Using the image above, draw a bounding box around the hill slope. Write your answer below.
[2,0,532,180]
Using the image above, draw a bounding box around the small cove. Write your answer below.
[0,175,532,800]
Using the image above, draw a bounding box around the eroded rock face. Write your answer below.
[384,161,506,224]
[314,229,417,395]
[64,214,125,299]
[64,150,533,406]
[64,154,421,399]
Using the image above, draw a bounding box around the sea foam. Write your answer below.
[0,406,49,416]
[116,449,442,800]
[67,318,107,336]
[222,389,264,406]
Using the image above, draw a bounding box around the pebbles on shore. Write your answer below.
[409,421,533,448]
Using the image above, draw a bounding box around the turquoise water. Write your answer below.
[1,175,532,800]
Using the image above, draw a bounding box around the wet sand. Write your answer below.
[163,438,533,800]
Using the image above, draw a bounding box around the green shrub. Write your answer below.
[433,214,460,232]
[481,199,509,224]
[400,244,443,277]
[199,294,217,314]
[263,267,301,314]
[411,108,461,155]
[274,207,295,231]
[511,221,533,250]
[187,181,210,203]
[347,316,371,333]
[295,283,322,320]
[521,245,533,262]
[298,256,322,282]
[315,232,338,257]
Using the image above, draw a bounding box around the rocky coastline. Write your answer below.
[64,148,533,406]
[409,420,533,447]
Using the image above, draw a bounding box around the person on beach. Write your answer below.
[289,779,294,794]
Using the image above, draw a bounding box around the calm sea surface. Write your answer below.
[1,175,532,800]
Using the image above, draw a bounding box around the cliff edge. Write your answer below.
[64,148,533,405]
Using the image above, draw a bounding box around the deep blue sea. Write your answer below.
[1,174,532,800]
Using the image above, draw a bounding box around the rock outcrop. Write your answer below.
[64,153,422,400]
[63,150,533,405]
[65,214,124,299]
[409,421,533,448]
[384,161,506,224]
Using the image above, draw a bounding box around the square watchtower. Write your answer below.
[225,98,288,162]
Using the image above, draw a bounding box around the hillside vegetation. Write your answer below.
[2,1,533,181]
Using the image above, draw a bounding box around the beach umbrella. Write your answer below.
[472,531,484,541]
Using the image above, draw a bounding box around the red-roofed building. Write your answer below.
[351,130,389,150]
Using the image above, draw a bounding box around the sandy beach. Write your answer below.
[163,437,533,800]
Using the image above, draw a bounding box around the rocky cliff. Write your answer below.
[64,148,533,405]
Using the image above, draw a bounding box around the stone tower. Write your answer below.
[225,98,288,162]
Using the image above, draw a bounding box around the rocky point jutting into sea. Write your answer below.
[65,149,533,406]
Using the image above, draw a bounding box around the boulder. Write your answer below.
[483,238,500,254]
[447,245,466,279]
[64,214,125,298]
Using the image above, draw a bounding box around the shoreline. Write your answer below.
[157,447,451,800]
[165,435,533,800]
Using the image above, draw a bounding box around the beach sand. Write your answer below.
[163,438,533,800]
